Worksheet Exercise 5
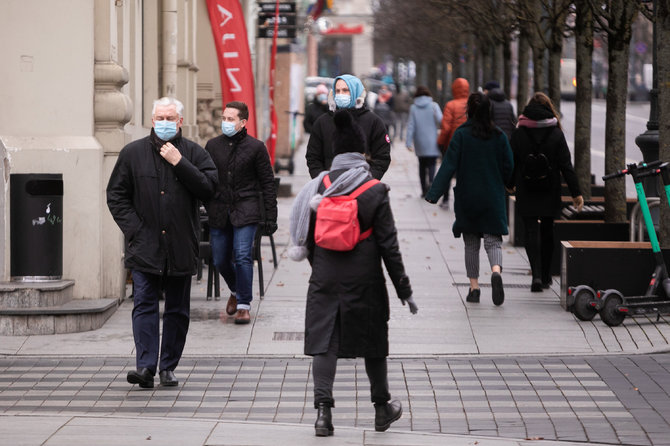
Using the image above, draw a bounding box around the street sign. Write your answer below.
[258,2,296,13]
[257,26,296,38]
[257,1,297,39]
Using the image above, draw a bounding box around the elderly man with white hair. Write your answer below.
[107,97,218,389]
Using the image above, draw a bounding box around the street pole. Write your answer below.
[635,0,659,197]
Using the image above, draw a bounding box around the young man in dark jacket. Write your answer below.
[306,74,391,180]
[204,101,277,324]
[107,97,218,389]
[483,80,517,141]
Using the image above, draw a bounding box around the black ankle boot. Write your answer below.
[374,399,402,432]
[314,402,334,436]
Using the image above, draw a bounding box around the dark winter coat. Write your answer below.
[204,128,277,229]
[304,169,412,358]
[306,108,391,180]
[509,125,581,217]
[488,88,518,140]
[106,130,218,276]
[426,121,514,237]
[303,99,329,134]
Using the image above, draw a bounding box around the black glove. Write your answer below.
[261,221,278,236]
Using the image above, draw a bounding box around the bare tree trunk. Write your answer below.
[517,32,530,110]
[603,40,630,223]
[657,0,670,247]
[547,49,562,111]
[503,35,513,102]
[574,0,594,200]
[532,45,546,93]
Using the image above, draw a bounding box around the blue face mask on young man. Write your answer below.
[334,94,352,109]
[221,121,238,137]
[154,120,178,141]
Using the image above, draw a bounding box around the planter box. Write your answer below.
[559,241,670,311]
[550,220,630,276]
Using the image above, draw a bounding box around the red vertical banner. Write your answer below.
[266,0,280,166]
[206,0,257,137]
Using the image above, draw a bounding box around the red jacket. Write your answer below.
[437,78,470,148]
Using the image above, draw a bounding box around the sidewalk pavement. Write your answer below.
[1,138,670,445]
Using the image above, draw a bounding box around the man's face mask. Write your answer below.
[154,120,178,141]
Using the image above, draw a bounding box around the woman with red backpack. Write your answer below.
[289,110,417,437]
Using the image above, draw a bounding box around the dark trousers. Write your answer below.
[418,156,437,196]
[131,270,191,375]
[522,216,555,283]
[312,320,390,408]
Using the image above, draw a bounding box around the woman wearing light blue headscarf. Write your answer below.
[306,74,392,180]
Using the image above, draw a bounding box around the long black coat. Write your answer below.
[106,131,218,276]
[204,128,277,228]
[306,108,391,180]
[304,169,412,358]
[509,125,581,217]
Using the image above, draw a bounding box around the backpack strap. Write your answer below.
[322,174,332,188]
[349,179,380,199]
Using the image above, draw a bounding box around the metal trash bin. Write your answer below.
[10,173,63,281]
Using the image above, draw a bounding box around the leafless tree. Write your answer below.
[656,0,670,246]
[588,0,642,223]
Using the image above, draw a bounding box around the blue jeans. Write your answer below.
[209,222,257,310]
[131,270,191,374]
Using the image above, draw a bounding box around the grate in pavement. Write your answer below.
[273,331,304,341]
[452,282,534,289]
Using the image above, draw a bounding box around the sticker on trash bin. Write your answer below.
[32,202,62,226]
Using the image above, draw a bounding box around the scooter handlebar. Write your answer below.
[602,160,665,181]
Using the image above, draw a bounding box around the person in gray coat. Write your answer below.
[483,80,517,140]
[405,86,443,196]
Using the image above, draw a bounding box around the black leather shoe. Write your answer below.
[314,402,334,437]
[159,370,178,387]
[374,400,402,432]
[466,288,480,303]
[531,278,543,292]
[127,368,154,388]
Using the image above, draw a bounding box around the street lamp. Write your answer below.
[635,0,659,196]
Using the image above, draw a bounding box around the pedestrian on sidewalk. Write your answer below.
[436,77,470,209]
[306,74,391,180]
[483,80,517,141]
[508,92,583,291]
[393,84,411,141]
[405,86,443,197]
[373,84,396,141]
[425,92,513,306]
[106,97,218,389]
[289,110,418,437]
[204,101,278,324]
[303,83,329,134]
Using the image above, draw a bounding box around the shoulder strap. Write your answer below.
[322,174,332,188]
[349,179,380,199]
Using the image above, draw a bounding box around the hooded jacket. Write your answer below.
[406,95,443,157]
[488,87,518,140]
[306,74,391,179]
[437,78,470,148]
[106,130,218,276]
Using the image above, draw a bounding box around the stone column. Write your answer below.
[95,0,132,299]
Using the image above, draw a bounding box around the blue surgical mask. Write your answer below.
[221,121,238,137]
[335,94,352,109]
[154,120,178,141]
[317,93,328,102]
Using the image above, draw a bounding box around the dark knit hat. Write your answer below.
[484,80,500,91]
[332,110,366,155]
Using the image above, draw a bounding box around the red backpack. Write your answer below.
[314,175,380,251]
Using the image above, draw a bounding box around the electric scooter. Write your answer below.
[570,160,670,325]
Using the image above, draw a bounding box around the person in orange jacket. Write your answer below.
[436,78,470,208]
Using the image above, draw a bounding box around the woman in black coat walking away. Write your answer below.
[508,92,583,291]
[289,110,418,437]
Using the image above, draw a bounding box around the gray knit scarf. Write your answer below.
[288,152,371,261]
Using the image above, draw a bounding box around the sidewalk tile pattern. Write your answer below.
[1,355,669,445]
